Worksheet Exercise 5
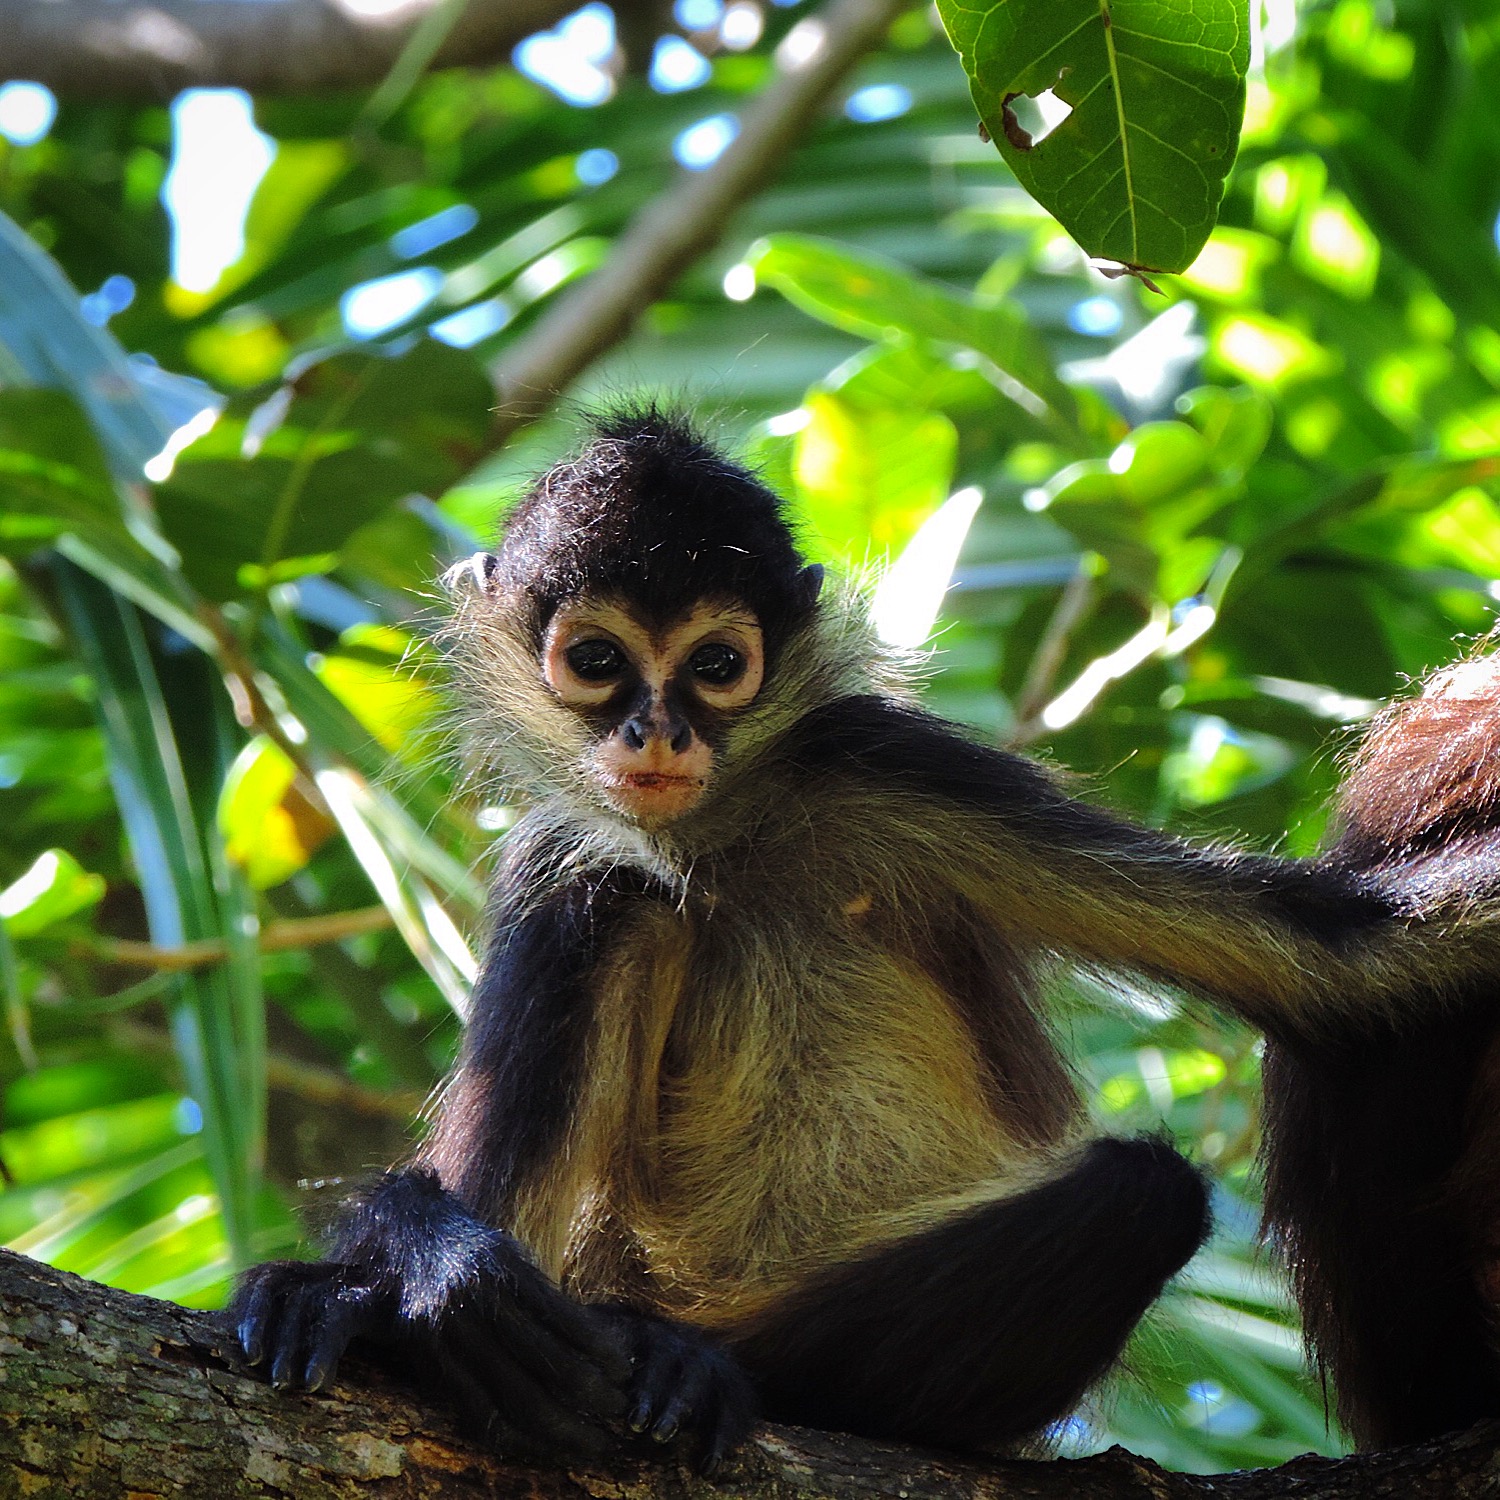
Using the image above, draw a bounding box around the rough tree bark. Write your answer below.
[2,1248,1498,1500]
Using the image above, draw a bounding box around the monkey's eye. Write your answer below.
[565,639,627,682]
[689,642,745,686]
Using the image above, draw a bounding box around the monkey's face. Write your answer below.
[540,598,765,825]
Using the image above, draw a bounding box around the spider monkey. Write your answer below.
[233,410,1500,1467]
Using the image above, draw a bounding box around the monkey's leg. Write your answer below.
[732,1136,1210,1452]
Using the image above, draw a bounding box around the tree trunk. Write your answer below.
[0,1247,1496,1499]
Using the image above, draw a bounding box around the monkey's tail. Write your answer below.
[1262,649,1500,1447]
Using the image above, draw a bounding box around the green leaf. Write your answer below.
[0,849,106,938]
[0,389,133,551]
[749,235,1089,443]
[1,1108,196,1193]
[793,392,958,565]
[218,737,337,891]
[51,533,215,653]
[316,627,444,760]
[937,0,1250,272]
[824,343,1001,422]
[0,208,212,478]
[1031,420,1232,594]
[0,389,118,506]
[1176,386,1273,476]
[4,1060,168,1129]
[50,561,265,1270]
[1108,421,1211,503]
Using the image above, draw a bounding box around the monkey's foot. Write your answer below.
[604,1307,758,1476]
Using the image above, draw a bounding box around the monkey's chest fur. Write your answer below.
[539,855,1085,1333]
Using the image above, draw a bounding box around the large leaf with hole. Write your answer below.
[937,0,1249,273]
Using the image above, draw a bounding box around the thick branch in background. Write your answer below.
[0,0,578,100]
[3,1248,1498,1499]
[488,0,913,444]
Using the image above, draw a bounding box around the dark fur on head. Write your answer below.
[494,407,820,654]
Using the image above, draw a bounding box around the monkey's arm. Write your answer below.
[234,828,752,1467]
[790,696,1490,1041]
[416,833,755,1467]
[233,835,644,1456]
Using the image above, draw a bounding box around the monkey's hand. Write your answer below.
[233,1247,633,1459]
[232,1176,635,1461]
[233,1257,394,1393]
[601,1306,758,1475]
[404,1240,635,1461]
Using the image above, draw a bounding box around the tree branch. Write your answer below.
[488,0,913,443]
[3,1246,1498,1498]
[0,0,578,101]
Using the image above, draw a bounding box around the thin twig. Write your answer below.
[91,906,393,972]
[107,1019,424,1120]
[488,0,914,444]
[263,1051,424,1120]
[195,603,312,768]
[1008,565,1096,746]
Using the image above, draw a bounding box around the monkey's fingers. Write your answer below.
[268,1278,320,1391]
[438,1321,617,1461]
[233,1260,327,1374]
[484,1298,629,1421]
[624,1323,678,1437]
[302,1283,386,1393]
[642,1349,706,1444]
[617,1315,756,1473]
[232,1265,285,1368]
[499,1261,634,1386]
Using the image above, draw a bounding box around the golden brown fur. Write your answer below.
[1334,654,1500,865]
[432,576,1095,1337]
[1260,648,1500,1448]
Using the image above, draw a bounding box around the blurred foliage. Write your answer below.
[1,0,1499,1475]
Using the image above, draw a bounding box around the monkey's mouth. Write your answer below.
[599,772,708,822]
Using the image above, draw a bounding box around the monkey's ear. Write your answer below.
[799,563,825,607]
[442,552,502,598]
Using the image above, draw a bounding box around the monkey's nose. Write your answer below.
[622,716,693,755]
